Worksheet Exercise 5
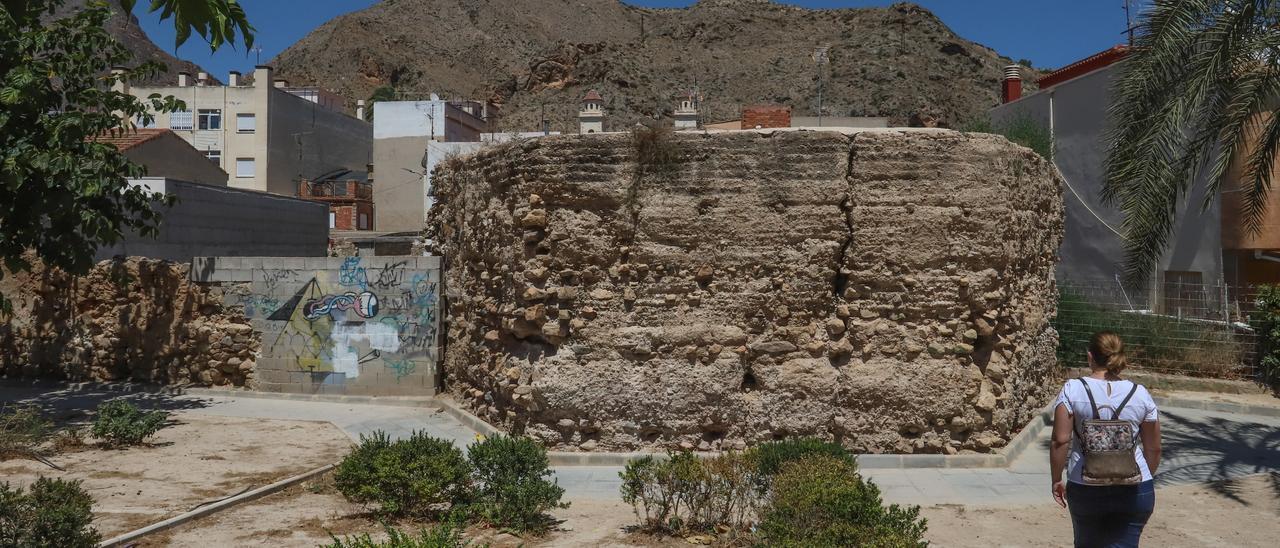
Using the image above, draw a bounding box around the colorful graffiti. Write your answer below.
[302,291,379,321]
[236,258,439,385]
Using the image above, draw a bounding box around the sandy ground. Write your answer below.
[141,471,1280,547]
[921,473,1280,547]
[0,412,350,538]
[1151,388,1280,409]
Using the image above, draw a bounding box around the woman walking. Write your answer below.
[1050,331,1162,547]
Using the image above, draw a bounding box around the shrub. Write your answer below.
[324,523,469,548]
[466,434,566,533]
[0,405,51,459]
[334,430,471,518]
[1252,285,1280,388]
[90,400,167,447]
[0,477,101,548]
[619,450,760,535]
[961,113,1053,161]
[751,438,857,479]
[758,456,927,548]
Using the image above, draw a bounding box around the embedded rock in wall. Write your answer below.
[428,129,1064,454]
[0,257,258,387]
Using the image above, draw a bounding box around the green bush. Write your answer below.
[466,434,566,533]
[90,400,167,447]
[334,431,471,518]
[0,477,101,548]
[758,456,927,548]
[619,450,761,535]
[323,523,469,548]
[1252,285,1280,388]
[0,405,51,459]
[751,438,857,479]
[961,113,1053,161]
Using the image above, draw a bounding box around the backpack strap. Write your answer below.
[1113,383,1140,418]
[1078,378,1101,420]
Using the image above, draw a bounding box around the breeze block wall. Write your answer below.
[192,256,441,396]
[429,129,1065,454]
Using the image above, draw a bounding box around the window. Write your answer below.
[236,113,256,133]
[329,212,336,229]
[170,110,193,130]
[204,150,221,164]
[198,109,222,130]
[358,213,369,230]
[235,158,255,178]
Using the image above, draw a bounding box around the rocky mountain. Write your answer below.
[270,0,1038,131]
[52,0,215,86]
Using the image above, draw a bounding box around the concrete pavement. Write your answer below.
[6,384,1278,507]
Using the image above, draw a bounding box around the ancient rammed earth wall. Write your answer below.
[429,129,1064,454]
[0,258,259,386]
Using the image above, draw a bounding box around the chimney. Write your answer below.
[253,65,272,89]
[274,78,288,89]
[177,71,190,87]
[1001,65,1022,104]
[228,71,240,87]
[356,99,366,121]
[197,71,208,86]
[110,66,129,95]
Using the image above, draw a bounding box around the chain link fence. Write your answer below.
[1054,279,1260,380]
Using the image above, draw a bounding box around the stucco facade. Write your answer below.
[127,66,372,197]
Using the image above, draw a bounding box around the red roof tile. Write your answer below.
[582,89,603,102]
[1036,45,1130,89]
[93,128,173,151]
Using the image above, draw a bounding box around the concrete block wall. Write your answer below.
[192,256,441,396]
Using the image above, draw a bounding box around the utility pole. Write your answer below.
[250,46,264,65]
[813,46,830,127]
[541,102,548,136]
[1123,0,1136,46]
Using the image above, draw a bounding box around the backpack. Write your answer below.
[1074,378,1143,485]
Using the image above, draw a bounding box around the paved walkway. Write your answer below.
[6,385,1278,507]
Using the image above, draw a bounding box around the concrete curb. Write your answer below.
[0,379,188,395]
[1152,395,1280,419]
[183,387,440,409]
[97,463,336,547]
[433,395,501,437]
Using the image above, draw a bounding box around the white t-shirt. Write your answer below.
[1053,377,1159,484]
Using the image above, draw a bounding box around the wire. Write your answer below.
[1059,170,1130,241]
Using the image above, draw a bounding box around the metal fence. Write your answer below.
[1054,279,1260,380]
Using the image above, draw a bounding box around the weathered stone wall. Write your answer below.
[0,258,258,386]
[429,129,1064,454]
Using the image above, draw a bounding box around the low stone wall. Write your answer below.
[429,129,1065,454]
[0,258,258,386]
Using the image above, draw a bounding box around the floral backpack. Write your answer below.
[1074,378,1143,485]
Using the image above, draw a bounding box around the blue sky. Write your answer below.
[136,1,1140,80]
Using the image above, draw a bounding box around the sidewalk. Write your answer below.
[6,385,1278,506]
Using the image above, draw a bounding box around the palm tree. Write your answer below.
[1103,0,1280,284]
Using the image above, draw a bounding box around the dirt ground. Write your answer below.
[0,412,350,539]
[921,473,1280,547]
[143,471,1280,547]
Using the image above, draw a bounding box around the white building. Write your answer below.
[578,90,606,134]
[122,65,372,197]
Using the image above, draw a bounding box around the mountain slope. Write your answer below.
[52,0,215,86]
[274,0,1034,131]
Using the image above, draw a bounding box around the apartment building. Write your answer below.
[122,66,372,197]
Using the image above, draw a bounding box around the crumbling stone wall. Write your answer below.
[0,257,258,386]
[429,129,1064,454]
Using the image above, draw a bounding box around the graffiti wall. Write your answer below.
[192,256,440,396]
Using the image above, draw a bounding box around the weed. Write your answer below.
[323,523,471,548]
[90,400,167,448]
[0,404,51,460]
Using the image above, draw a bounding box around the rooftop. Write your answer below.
[1036,45,1130,89]
[93,128,173,151]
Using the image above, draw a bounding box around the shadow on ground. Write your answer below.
[2,383,212,424]
[1156,410,1280,503]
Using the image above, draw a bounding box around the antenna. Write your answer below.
[813,46,830,127]
[250,46,264,65]
[1123,1,1136,46]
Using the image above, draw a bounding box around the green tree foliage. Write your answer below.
[1103,0,1280,283]
[0,477,100,548]
[1252,285,1280,387]
[365,85,397,123]
[0,0,254,313]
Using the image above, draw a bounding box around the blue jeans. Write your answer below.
[1065,480,1155,548]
